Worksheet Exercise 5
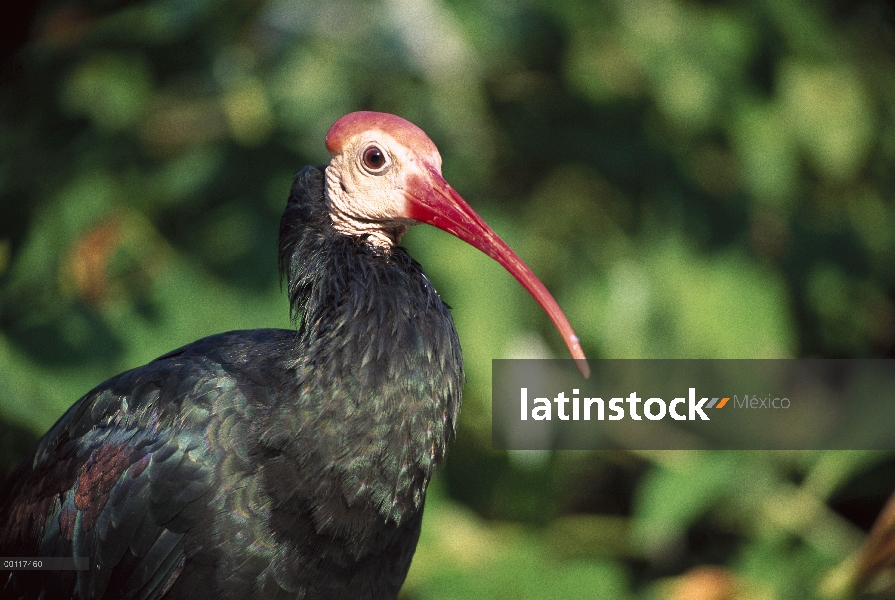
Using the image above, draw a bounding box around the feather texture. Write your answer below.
[0,166,463,599]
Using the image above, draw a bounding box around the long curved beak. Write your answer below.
[404,166,590,378]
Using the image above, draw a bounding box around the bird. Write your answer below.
[0,111,588,599]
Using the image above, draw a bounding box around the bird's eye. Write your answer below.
[361,146,388,173]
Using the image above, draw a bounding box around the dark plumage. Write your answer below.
[0,167,459,599]
[0,112,584,599]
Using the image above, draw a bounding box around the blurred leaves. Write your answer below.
[62,53,153,133]
[2,0,895,598]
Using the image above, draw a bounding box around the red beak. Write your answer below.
[405,166,590,378]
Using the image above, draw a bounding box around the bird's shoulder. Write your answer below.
[0,329,297,599]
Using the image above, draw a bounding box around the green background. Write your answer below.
[1,0,894,598]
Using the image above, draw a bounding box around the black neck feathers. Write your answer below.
[269,166,463,524]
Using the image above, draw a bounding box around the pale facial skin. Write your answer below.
[321,111,589,374]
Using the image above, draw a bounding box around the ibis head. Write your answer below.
[324,111,589,376]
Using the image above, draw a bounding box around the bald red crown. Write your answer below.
[321,112,589,376]
[325,112,439,158]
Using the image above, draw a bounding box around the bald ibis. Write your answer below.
[0,112,587,599]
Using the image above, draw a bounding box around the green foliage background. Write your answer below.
[1,0,894,598]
